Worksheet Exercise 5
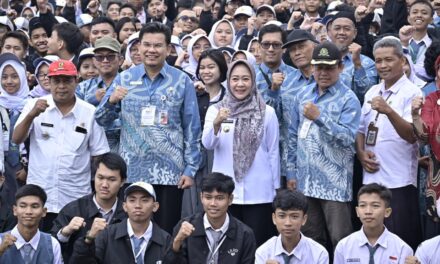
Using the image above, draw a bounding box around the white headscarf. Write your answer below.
[29,60,51,98]
[232,50,256,66]
[0,60,29,112]
[208,19,236,49]
[184,35,212,77]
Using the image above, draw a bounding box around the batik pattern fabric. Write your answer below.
[95,63,202,184]
[287,80,361,202]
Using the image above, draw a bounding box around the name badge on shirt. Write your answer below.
[41,122,54,127]
[130,81,142,86]
[75,126,88,134]
[346,258,361,262]
[141,106,156,126]
[221,119,234,133]
[299,119,313,139]
[366,122,378,146]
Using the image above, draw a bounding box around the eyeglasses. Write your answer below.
[260,42,283,50]
[178,15,199,23]
[94,54,118,62]
[37,73,49,80]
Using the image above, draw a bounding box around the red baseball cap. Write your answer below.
[48,60,77,77]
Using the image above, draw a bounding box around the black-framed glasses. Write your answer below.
[94,54,118,62]
[37,73,49,80]
[179,15,199,23]
[260,42,283,50]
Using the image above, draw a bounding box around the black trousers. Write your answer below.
[385,185,422,251]
[40,212,58,232]
[153,185,184,235]
[229,203,276,247]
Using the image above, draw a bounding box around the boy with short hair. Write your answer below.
[70,182,171,263]
[164,172,256,264]
[334,183,413,263]
[0,184,63,263]
[255,189,329,264]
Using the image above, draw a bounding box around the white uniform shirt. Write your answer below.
[415,235,440,264]
[407,34,432,81]
[334,227,413,264]
[15,95,109,213]
[127,220,153,262]
[202,105,280,204]
[358,75,422,188]
[255,234,329,264]
[0,226,64,264]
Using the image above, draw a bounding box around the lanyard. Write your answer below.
[259,66,272,88]
[206,233,227,263]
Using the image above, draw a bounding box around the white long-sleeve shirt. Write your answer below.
[202,104,280,204]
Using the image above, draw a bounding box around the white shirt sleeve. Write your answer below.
[56,229,71,243]
[88,117,110,156]
[264,107,280,189]
[14,98,36,133]
[202,106,221,150]
[51,237,64,264]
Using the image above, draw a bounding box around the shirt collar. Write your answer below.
[127,219,153,241]
[261,61,286,74]
[313,81,338,96]
[203,213,230,234]
[411,34,432,46]
[142,62,169,81]
[273,233,306,261]
[379,74,407,94]
[11,225,40,251]
[92,195,118,215]
[358,226,389,249]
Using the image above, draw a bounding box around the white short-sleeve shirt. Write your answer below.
[415,235,440,264]
[334,227,413,264]
[15,95,109,213]
[358,75,422,188]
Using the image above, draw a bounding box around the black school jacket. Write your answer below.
[163,213,256,264]
[70,219,171,264]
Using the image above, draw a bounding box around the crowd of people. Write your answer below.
[0,0,437,263]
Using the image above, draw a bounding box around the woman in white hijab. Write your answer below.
[0,53,30,207]
[184,34,212,78]
[231,50,256,65]
[208,19,236,49]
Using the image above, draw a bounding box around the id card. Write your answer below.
[159,110,168,125]
[141,106,156,126]
[299,119,313,139]
[366,122,378,146]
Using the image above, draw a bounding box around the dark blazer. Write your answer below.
[51,193,127,263]
[163,213,256,264]
[70,219,171,264]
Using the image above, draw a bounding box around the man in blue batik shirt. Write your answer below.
[287,41,361,251]
[76,36,123,152]
[95,22,201,234]
[327,11,378,103]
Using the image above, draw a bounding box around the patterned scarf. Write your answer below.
[216,60,266,182]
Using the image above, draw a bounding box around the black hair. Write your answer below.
[258,24,286,44]
[90,16,116,32]
[1,31,29,51]
[106,1,122,10]
[272,189,308,214]
[53,22,84,54]
[357,183,392,208]
[139,22,171,45]
[15,184,47,205]
[196,49,228,83]
[201,173,235,195]
[424,40,440,77]
[115,16,136,43]
[145,0,164,7]
[120,3,137,16]
[94,152,128,180]
[409,0,434,17]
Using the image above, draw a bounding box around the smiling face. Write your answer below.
[199,57,221,85]
[408,2,433,30]
[37,64,51,91]
[328,18,357,51]
[1,65,20,95]
[139,32,170,71]
[192,37,211,62]
[260,32,284,67]
[129,41,142,65]
[201,190,232,223]
[79,57,99,80]
[374,46,405,85]
[248,41,262,64]
[229,63,253,100]
[30,27,48,54]
[14,196,47,229]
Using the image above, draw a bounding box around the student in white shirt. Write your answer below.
[334,183,413,264]
[405,235,440,264]
[255,189,329,264]
[202,59,280,246]
[0,184,63,263]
